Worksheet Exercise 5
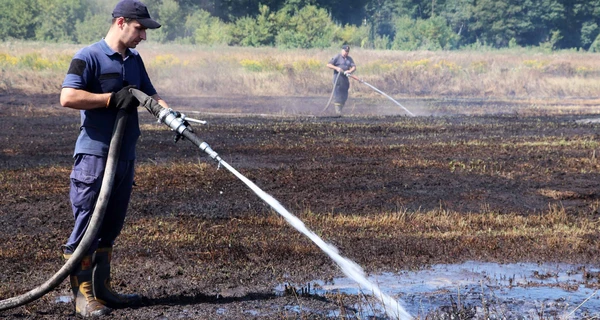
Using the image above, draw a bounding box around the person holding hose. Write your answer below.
[59,0,169,317]
[326,45,356,116]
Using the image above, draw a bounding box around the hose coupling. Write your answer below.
[199,142,222,161]
[158,108,188,135]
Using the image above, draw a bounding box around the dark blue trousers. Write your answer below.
[334,74,350,106]
[65,154,135,254]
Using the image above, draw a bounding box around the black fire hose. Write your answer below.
[0,109,129,311]
[321,72,340,114]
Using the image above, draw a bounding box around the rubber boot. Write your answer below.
[334,103,343,116]
[93,247,141,308]
[63,253,112,317]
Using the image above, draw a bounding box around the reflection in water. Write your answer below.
[278,261,600,319]
[55,296,71,304]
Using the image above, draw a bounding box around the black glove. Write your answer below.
[108,85,139,113]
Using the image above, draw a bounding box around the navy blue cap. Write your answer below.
[342,45,350,51]
[112,0,161,29]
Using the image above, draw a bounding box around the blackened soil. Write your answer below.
[1,92,600,319]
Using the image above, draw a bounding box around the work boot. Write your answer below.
[63,253,112,317]
[334,103,343,116]
[93,247,141,308]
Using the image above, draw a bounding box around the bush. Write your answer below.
[274,5,336,49]
[74,14,110,44]
[34,0,88,43]
[589,34,600,52]
[392,16,459,50]
[186,10,232,45]
[153,0,185,43]
[231,5,276,47]
[73,1,114,44]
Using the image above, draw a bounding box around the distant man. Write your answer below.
[326,45,356,115]
[59,0,168,317]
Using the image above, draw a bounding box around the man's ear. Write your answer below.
[116,17,126,28]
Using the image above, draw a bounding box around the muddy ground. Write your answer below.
[1,91,600,319]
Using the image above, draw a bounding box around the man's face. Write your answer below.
[342,48,349,57]
[120,19,147,48]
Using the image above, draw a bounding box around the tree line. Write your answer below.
[2,0,600,51]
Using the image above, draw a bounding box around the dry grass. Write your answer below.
[4,158,598,268]
[115,204,600,270]
[3,41,600,101]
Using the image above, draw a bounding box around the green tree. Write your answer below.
[314,0,365,26]
[153,0,185,42]
[365,0,400,45]
[0,0,38,40]
[392,15,458,50]
[231,5,277,46]
[556,0,600,49]
[280,0,316,12]
[74,14,110,44]
[467,0,564,48]
[580,21,599,48]
[439,0,474,46]
[275,5,336,48]
[185,10,232,45]
[468,0,520,47]
[395,0,436,18]
[589,33,600,52]
[35,0,89,42]
[518,0,564,47]
[334,24,370,48]
[73,1,115,44]
[206,0,287,22]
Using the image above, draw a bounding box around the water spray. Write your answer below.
[348,74,415,117]
[131,89,413,319]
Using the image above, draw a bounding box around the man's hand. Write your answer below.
[108,85,139,113]
[344,71,351,77]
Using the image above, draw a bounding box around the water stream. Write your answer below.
[217,159,412,319]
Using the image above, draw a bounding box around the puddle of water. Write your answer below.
[55,295,72,304]
[216,307,226,315]
[52,262,600,318]
[277,261,600,319]
[243,309,260,316]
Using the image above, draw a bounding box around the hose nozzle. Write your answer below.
[132,88,188,134]
[132,88,223,163]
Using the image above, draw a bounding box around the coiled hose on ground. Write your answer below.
[0,109,129,311]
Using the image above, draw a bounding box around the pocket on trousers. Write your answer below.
[70,167,101,211]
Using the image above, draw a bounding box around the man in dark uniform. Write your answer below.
[59,0,169,317]
[326,45,356,115]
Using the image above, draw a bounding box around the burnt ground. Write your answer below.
[1,91,600,319]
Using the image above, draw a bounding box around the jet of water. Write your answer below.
[132,89,412,319]
[218,160,412,320]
